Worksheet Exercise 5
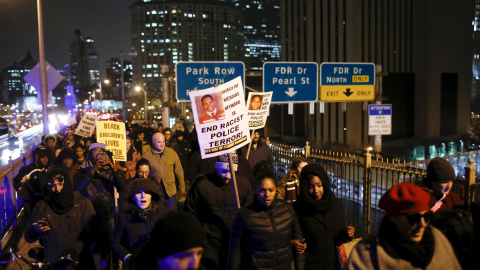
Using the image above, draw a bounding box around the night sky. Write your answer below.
[0,0,136,76]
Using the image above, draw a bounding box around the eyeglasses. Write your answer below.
[47,176,65,186]
[93,151,106,158]
[401,211,433,225]
[138,170,150,175]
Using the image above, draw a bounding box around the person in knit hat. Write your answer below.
[134,211,206,270]
[423,157,462,212]
[344,183,461,269]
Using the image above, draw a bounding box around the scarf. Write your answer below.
[379,218,435,268]
[45,169,74,215]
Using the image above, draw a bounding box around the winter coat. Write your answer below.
[228,197,305,270]
[293,163,352,270]
[25,191,95,266]
[344,224,461,269]
[111,204,167,261]
[184,172,253,248]
[293,198,351,270]
[74,167,126,222]
[143,147,185,197]
[240,139,273,170]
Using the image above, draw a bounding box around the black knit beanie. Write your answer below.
[149,211,206,259]
[426,157,455,183]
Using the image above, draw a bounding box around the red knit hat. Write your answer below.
[379,183,431,217]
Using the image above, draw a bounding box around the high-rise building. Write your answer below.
[70,30,100,91]
[1,51,36,103]
[274,0,473,152]
[105,58,133,89]
[472,0,480,110]
[130,0,244,98]
[232,0,281,70]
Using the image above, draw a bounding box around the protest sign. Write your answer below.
[246,91,272,129]
[96,121,126,161]
[75,114,98,137]
[189,76,250,159]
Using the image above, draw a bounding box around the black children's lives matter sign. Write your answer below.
[246,92,272,129]
[75,114,98,137]
[190,76,250,159]
[96,121,127,161]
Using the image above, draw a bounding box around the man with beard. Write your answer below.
[184,154,253,270]
[344,183,461,269]
[74,143,126,269]
[239,130,273,170]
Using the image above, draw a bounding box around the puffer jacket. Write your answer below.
[228,197,305,270]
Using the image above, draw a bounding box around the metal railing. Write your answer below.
[0,149,34,236]
[270,140,479,237]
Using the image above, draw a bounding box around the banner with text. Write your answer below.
[96,121,127,161]
[246,92,272,129]
[75,114,98,137]
[190,76,250,159]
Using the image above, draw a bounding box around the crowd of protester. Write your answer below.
[8,118,480,269]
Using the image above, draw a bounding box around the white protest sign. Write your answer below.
[190,76,250,159]
[75,114,98,137]
[96,121,127,161]
[246,91,272,129]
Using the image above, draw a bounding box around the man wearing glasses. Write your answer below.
[344,183,461,269]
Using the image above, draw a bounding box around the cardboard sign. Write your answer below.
[190,76,250,159]
[96,121,126,161]
[75,114,98,137]
[246,92,272,129]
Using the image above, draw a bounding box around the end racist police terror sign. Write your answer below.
[176,62,245,101]
[246,92,272,129]
[96,121,127,161]
[189,76,250,159]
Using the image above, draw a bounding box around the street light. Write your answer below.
[135,86,147,121]
[99,79,110,113]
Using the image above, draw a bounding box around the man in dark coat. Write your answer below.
[239,130,273,170]
[169,130,192,184]
[13,146,50,213]
[184,154,253,270]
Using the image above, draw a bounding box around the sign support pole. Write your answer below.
[374,65,383,152]
[228,153,241,209]
[245,129,255,160]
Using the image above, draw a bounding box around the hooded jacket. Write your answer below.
[25,169,95,266]
[293,164,352,270]
[112,178,167,262]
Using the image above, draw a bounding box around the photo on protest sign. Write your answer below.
[190,76,250,159]
[75,114,98,137]
[246,91,272,129]
[96,121,126,161]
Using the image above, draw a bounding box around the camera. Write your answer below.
[33,218,50,228]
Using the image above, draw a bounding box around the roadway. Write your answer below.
[0,125,43,167]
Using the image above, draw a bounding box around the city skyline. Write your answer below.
[0,0,134,74]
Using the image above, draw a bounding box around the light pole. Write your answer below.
[120,51,137,122]
[37,0,49,135]
[135,86,147,122]
[98,79,109,113]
